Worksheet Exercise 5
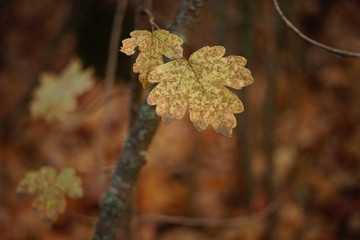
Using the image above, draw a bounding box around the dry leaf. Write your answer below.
[147,46,253,137]
[17,167,83,223]
[30,59,94,121]
[120,29,183,89]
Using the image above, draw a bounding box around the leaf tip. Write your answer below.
[215,125,233,138]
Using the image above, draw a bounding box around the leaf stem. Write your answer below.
[141,8,160,30]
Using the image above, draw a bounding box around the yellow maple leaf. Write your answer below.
[147,46,254,137]
[120,29,183,89]
[17,167,83,223]
[30,59,94,121]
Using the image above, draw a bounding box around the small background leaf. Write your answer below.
[56,168,83,198]
[16,167,83,223]
[30,59,94,122]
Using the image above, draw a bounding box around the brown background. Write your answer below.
[1,0,360,239]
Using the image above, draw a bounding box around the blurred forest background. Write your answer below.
[1,0,360,239]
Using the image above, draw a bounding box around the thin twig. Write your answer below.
[129,0,154,129]
[77,87,129,113]
[272,0,360,58]
[141,8,160,30]
[235,0,255,211]
[3,0,87,124]
[77,165,115,175]
[136,195,282,228]
[97,0,128,204]
[263,4,279,240]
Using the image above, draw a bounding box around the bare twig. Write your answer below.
[235,0,255,211]
[272,0,360,58]
[77,87,129,113]
[97,0,128,203]
[141,8,160,30]
[262,4,280,240]
[3,0,88,124]
[136,195,282,228]
[77,165,115,175]
[129,0,154,129]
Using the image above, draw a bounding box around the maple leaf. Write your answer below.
[120,29,183,89]
[17,167,83,223]
[147,46,254,137]
[30,59,94,122]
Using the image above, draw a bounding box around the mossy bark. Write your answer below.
[93,100,159,240]
[93,1,203,239]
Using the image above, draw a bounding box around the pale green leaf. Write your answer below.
[17,167,83,223]
[30,59,94,121]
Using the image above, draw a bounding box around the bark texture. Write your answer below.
[93,1,203,239]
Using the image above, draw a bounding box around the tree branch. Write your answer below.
[272,0,360,58]
[92,1,204,239]
[168,0,203,36]
[93,98,160,240]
